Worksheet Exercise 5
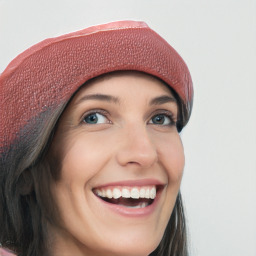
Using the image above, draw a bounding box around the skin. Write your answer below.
[49,71,185,256]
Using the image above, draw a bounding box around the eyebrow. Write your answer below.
[76,94,120,105]
[75,93,176,106]
[149,95,177,105]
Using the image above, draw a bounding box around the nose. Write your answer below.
[116,125,158,169]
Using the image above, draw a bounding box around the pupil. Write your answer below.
[153,115,164,124]
[85,114,98,123]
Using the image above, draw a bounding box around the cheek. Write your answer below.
[157,134,185,184]
[50,133,113,242]
[58,132,111,182]
[153,134,185,239]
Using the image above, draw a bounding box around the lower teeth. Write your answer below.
[119,202,148,208]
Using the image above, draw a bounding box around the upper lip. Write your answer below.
[92,179,165,189]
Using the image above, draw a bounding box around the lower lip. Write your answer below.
[94,191,162,217]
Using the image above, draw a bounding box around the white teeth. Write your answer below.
[139,188,146,198]
[106,189,112,199]
[95,186,157,200]
[113,188,121,199]
[121,188,130,198]
[141,202,147,208]
[124,202,148,208]
[130,188,140,199]
[145,188,150,199]
[150,187,156,199]
[95,189,102,197]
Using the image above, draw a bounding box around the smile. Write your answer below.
[93,185,160,209]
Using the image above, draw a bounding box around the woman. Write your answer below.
[0,21,193,256]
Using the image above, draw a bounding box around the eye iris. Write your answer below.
[84,114,98,124]
[153,115,165,124]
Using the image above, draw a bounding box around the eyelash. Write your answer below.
[81,109,176,126]
[81,109,111,125]
[149,110,176,126]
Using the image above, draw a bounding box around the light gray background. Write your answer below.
[1,1,256,255]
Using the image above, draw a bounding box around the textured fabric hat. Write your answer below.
[0,20,193,155]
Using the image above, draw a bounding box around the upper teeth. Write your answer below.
[95,186,156,199]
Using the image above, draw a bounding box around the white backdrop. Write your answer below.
[1,1,256,255]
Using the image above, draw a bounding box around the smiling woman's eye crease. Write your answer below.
[0,20,193,256]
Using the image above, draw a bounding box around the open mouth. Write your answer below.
[93,185,162,208]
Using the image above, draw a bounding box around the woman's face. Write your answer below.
[50,71,185,256]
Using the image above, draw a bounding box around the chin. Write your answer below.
[92,228,163,256]
[99,240,159,256]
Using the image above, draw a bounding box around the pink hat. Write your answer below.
[0,20,193,154]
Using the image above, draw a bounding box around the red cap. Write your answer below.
[0,20,193,153]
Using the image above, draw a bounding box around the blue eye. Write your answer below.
[83,113,108,124]
[149,114,174,125]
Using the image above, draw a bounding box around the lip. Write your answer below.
[93,178,165,189]
[92,179,165,217]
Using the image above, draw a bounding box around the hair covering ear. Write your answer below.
[17,169,34,196]
[0,20,193,156]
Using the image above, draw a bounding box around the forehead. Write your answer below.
[72,71,175,103]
